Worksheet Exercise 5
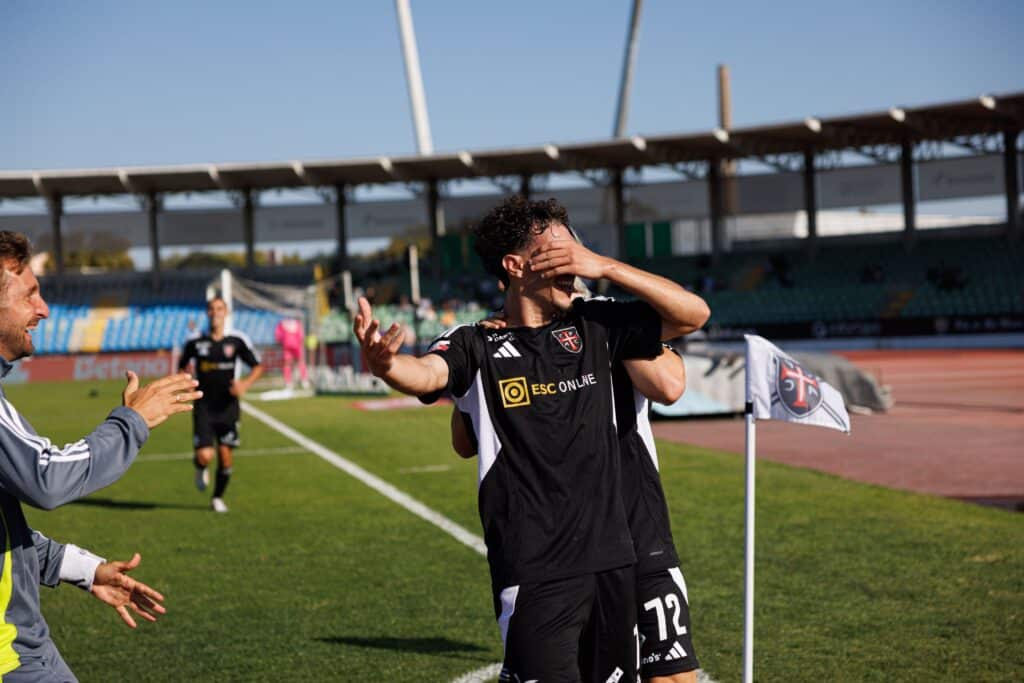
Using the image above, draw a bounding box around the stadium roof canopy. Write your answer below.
[1,92,1021,199]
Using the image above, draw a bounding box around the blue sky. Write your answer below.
[2,1,1022,171]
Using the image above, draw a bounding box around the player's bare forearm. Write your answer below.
[247,365,265,386]
[624,347,686,405]
[379,353,449,397]
[231,365,264,397]
[601,260,710,340]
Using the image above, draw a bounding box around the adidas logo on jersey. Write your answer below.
[664,641,688,661]
[492,340,522,358]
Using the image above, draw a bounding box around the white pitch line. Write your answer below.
[450,663,503,683]
[241,401,487,557]
[136,446,308,462]
[399,464,453,474]
[239,403,501,683]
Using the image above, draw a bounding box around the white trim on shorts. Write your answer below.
[668,566,689,604]
[497,585,520,652]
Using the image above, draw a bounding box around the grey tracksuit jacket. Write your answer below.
[0,357,150,681]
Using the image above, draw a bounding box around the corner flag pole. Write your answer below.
[742,334,851,683]
[743,399,756,683]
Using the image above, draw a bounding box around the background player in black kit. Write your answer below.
[354,196,709,682]
[178,297,263,513]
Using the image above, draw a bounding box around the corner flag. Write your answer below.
[741,334,851,683]
[745,334,851,433]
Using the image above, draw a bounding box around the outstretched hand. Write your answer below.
[353,296,403,377]
[91,553,166,629]
[529,239,611,281]
[122,371,203,429]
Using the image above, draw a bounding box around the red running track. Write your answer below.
[653,349,1024,507]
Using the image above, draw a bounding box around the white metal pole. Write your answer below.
[342,270,354,313]
[613,0,643,138]
[395,0,434,155]
[743,403,756,683]
[220,268,233,334]
[409,244,421,305]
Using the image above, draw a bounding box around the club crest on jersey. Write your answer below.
[223,343,235,358]
[774,356,822,417]
[551,326,582,353]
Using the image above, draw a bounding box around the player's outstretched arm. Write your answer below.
[624,346,686,405]
[90,553,167,629]
[0,372,202,510]
[353,297,448,396]
[122,371,203,429]
[528,240,710,340]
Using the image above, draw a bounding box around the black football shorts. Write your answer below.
[192,401,241,449]
[496,566,638,683]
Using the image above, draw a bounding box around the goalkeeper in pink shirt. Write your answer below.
[274,318,309,390]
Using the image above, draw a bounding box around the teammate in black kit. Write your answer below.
[354,196,709,682]
[612,348,701,682]
[178,297,263,513]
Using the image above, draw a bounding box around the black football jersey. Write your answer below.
[611,353,681,576]
[179,332,261,412]
[423,298,662,588]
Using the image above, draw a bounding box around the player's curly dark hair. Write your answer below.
[473,195,570,286]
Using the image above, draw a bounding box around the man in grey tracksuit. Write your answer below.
[0,231,201,681]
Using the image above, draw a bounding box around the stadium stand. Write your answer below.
[633,232,1023,329]
[34,268,309,354]
[29,229,1022,354]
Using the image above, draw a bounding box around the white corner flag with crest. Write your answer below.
[746,334,851,433]
[741,335,851,683]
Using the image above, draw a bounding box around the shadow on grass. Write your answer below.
[316,636,487,655]
[71,497,207,511]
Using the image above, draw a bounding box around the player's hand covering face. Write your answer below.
[529,231,611,281]
[509,223,575,313]
[523,224,610,313]
[353,296,403,377]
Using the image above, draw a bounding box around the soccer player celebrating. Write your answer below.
[454,344,702,682]
[179,296,263,513]
[354,196,709,682]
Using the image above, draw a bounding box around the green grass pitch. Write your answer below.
[4,379,1022,682]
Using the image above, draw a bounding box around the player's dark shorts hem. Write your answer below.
[637,566,700,677]
[642,658,700,677]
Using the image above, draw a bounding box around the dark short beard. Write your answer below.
[0,325,32,362]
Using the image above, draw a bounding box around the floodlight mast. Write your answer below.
[613,0,643,138]
[395,0,434,155]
